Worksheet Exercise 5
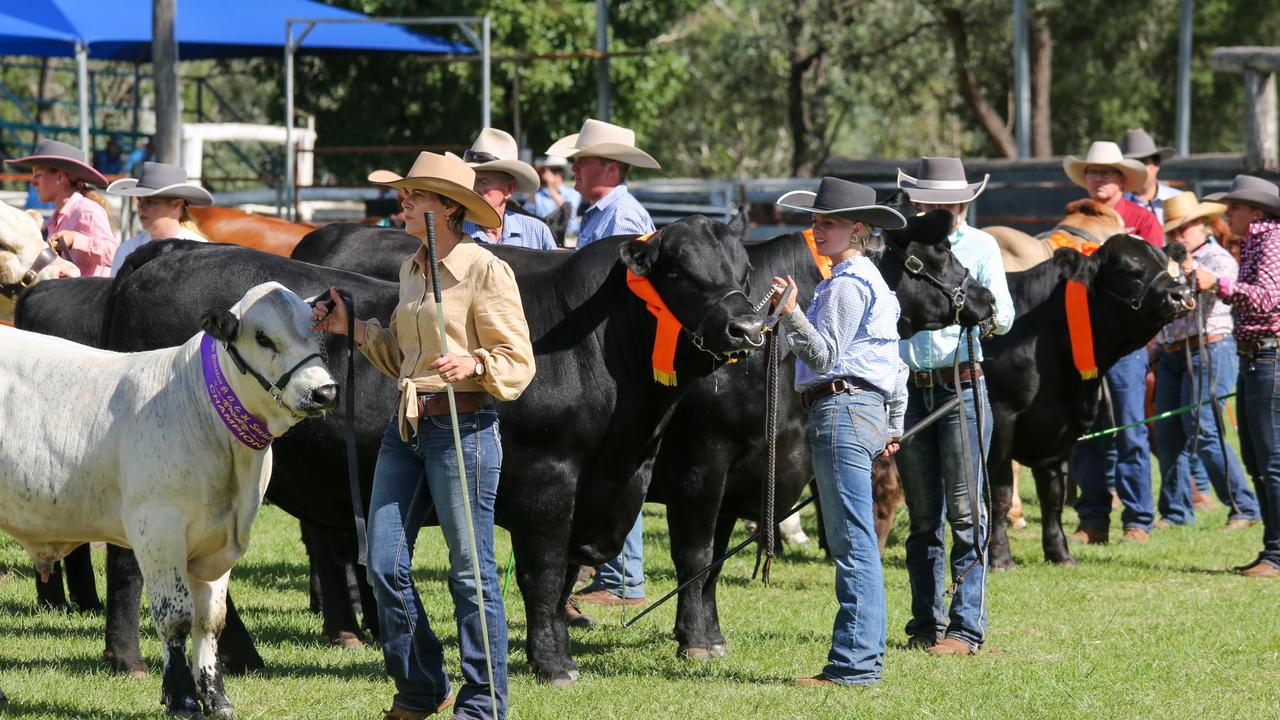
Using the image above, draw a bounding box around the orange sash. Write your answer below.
[1046,228,1101,256]
[802,228,833,279]
[624,232,681,386]
[1065,279,1098,380]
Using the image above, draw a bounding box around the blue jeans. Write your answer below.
[366,411,508,720]
[896,377,991,649]
[1154,338,1260,524]
[1238,349,1280,567]
[580,514,645,599]
[1072,347,1154,532]
[808,389,887,684]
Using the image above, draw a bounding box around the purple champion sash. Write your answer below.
[201,333,274,450]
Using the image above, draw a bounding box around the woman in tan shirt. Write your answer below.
[312,151,534,720]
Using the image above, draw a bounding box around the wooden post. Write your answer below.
[152,0,181,165]
[1209,46,1280,170]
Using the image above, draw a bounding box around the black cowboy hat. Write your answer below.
[775,177,906,229]
[1204,174,1280,218]
[896,156,989,205]
[4,139,108,187]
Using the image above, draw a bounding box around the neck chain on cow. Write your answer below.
[0,245,59,299]
[223,338,322,410]
[201,334,274,450]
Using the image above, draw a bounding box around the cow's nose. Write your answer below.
[310,383,339,408]
[728,316,765,344]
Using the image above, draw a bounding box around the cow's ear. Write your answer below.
[1052,247,1099,284]
[726,207,748,239]
[619,237,660,276]
[201,308,241,343]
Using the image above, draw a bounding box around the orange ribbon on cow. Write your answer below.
[625,232,681,386]
[1065,279,1098,380]
[802,228,833,280]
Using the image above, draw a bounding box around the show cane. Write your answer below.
[424,210,498,720]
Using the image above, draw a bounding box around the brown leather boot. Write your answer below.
[926,637,975,656]
[381,694,454,719]
[1121,527,1150,543]
[1240,561,1280,578]
[794,674,837,687]
[1223,518,1259,531]
[573,589,644,607]
[1069,525,1108,545]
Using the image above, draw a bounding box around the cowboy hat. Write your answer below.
[1204,174,1280,218]
[460,128,540,194]
[368,151,501,228]
[1119,128,1176,161]
[1161,191,1226,234]
[537,155,570,170]
[897,156,989,204]
[4,138,108,187]
[1063,141,1148,193]
[776,177,906,229]
[106,162,213,206]
[545,118,660,170]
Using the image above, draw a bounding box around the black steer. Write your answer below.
[66,214,763,685]
[982,235,1193,567]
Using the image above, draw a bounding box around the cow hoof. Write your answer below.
[164,695,204,718]
[203,698,235,719]
[331,631,365,649]
[677,645,714,661]
[104,649,149,678]
[1047,554,1078,567]
[989,555,1017,571]
[708,643,729,658]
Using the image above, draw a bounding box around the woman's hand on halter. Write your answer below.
[48,230,74,254]
[769,275,798,315]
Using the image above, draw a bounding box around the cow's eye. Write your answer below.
[255,330,277,352]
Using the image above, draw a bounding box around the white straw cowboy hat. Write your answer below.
[776,177,906,229]
[896,156,989,204]
[460,128,540,194]
[1161,191,1226,234]
[545,118,661,170]
[5,138,108,187]
[106,162,213,206]
[1204,174,1280,218]
[1063,141,1148,193]
[368,151,501,228]
[1120,128,1176,161]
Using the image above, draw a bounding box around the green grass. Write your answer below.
[2,469,1278,719]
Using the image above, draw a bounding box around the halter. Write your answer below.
[0,245,59,299]
[1092,264,1187,326]
[686,287,761,359]
[894,247,976,325]
[223,339,323,410]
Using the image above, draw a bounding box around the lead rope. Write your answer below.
[1189,268,1242,516]
[949,327,991,594]
[752,329,780,584]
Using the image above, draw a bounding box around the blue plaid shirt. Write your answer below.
[525,185,582,237]
[464,209,557,250]
[576,184,655,247]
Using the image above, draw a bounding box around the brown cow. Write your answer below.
[985,199,1124,272]
[188,206,315,258]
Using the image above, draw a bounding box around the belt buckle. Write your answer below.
[832,378,850,395]
[913,371,933,389]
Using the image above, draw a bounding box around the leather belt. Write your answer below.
[801,378,865,408]
[1163,334,1224,354]
[1237,337,1280,358]
[417,391,491,417]
[912,363,983,389]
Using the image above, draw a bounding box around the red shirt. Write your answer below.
[1114,196,1163,248]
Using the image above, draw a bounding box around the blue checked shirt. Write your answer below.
[1124,182,1182,225]
[780,255,909,436]
[899,222,1015,371]
[525,185,582,237]
[576,184,655,247]
[464,209,557,250]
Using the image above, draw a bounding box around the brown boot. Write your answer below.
[794,674,837,687]
[1240,561,1280,578]
[926,637,975,656]
[565,597,595,628]
[1069,525,1108,545]
[1223,518,1259,531]
[1121,527,1150,543]
[382,694,454,719]
[573,588,645,607]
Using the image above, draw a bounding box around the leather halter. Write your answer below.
[894,246,976,325]
[0,246,59,299]
[223,340,323,409]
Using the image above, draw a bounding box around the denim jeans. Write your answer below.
[808,389,887,685]
[1154,338,1260,524]
[1072,347,1155,532]
[1238,349,1280,567]
[895,377,991,649]
[580,514,645,599]
[366,411,508,720]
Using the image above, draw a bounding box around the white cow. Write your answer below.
[0,281,337,718]
[0,202,80,323]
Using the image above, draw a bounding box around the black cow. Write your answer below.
[982,235,1193,567]
[68,214,763,685]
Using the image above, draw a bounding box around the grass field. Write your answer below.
[1,468,1278,719]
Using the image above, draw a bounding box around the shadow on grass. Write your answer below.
[1,654,120,677]
[0,699,157,719]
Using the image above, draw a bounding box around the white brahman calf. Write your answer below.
[0,201,80,323]
[0,281,337,718]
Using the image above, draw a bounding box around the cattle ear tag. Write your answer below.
[1166,259,1180,279]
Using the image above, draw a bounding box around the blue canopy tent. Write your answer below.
[0,0,480,160]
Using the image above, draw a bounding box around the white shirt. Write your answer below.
[110,226,206,277]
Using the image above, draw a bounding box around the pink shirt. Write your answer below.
[48,191,117,277]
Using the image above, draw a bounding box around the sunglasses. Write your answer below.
[462,149,499,164]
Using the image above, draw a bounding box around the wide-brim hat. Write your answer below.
[545,118,661,170]
[461,128,540,194]
[776,177,906,229]
[896,156,989,204]
[1120,128,1176,161]
[368,151,501,228]
[1161,191,1226,234]
[106,161,213,206]
[1063,141,1148,193]
[4,138,108,187]
[1204,174,1280,217]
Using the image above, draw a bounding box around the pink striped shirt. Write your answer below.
[48,191,117,277]
[1218,218,1280,341]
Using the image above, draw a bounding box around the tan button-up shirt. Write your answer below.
[358,239,535,440]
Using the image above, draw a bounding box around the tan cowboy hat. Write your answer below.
[1063,141,1148,193]
[1161,191,1226,234]
[107,162,213,206]
[368,151,501,228]
[545,118,661,170]
[460,128,540,194]
[5,138,108,187]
